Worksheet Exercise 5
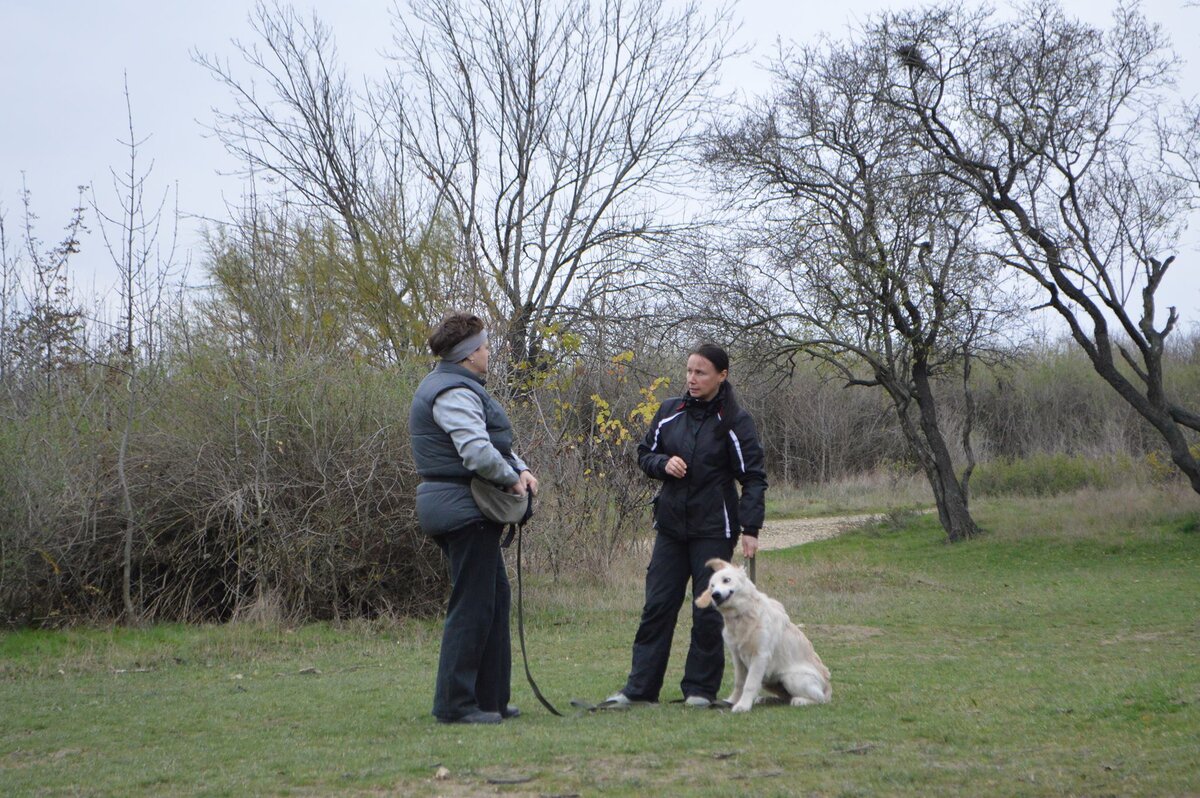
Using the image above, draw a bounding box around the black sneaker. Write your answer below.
[437,710,502,725]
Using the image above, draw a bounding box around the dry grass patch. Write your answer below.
[768,468,934,518]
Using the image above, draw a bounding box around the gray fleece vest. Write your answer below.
[409,362,517,534]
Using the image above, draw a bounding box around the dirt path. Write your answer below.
[758,514,882,551]
[629,513,883,557]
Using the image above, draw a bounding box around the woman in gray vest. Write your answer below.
[409,312,539,724]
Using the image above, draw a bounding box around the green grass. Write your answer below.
[969,452,1140,497]
[2,487,1198,796]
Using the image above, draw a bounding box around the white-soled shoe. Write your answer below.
[684,695,712,708]
[603,692,633,706]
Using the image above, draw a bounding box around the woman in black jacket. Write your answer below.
[606,343,767,707]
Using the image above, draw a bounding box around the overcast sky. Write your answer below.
[3,0,1198,328]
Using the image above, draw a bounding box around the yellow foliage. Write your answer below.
[1145,443,1200,484]
[629,376,670,425]
[591,393,631,444]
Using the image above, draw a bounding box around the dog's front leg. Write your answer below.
[726,652,747,706]
[731,655,768,713]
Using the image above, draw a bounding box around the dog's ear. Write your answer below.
[705,558,731,572]
[695,587,713,609]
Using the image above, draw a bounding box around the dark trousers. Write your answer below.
[432,521,512,721]
[622,533,736,702]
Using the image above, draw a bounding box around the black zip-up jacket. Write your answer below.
[637,389,767,540]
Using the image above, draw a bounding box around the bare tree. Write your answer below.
[9,179,86,394]
[882,1,1200,492]
[201,192,361,359]
[0,209,16,388]
[89,79,179,622]
[196,3,369,243]
[196,1,450,360]
[707,41,1024,541]
[383,0,735,364]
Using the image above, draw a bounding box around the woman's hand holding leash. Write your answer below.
[509,470,539,496]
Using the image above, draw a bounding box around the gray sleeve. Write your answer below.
[431,388,522,486]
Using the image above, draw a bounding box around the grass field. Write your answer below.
[2,486,1198,797]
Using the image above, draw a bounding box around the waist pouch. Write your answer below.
[470,477,534,525]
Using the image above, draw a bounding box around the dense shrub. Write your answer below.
[0,354,436,626]
[729,337,1200,486]
[4,326,1200,627]
[744,369,910,484]
[497,345,662,577]
[969,453,1138,497]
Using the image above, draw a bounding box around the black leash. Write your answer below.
[514,522,564,717]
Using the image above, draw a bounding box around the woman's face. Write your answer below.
[686,354,727,401]
[463,340,490,375]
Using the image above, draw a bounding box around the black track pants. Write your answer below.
[432,521,512,720]
[621,533,736,702]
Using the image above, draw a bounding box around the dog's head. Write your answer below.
[695,558,753,610]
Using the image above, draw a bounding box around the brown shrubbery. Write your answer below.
[2,333,1198,627]
[0,354,437,626]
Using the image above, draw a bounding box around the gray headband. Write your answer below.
[441,329,488,363]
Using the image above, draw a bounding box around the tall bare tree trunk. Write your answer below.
[885,4,1200,493]
[118,367,138,622]
[894,360,980,542]
[91,76,178,623]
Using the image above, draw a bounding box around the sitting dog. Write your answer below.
[695,558,832,713]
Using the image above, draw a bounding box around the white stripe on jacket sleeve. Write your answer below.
[650,411,685,451]
[728,429,746,473]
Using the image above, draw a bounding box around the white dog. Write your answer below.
[695,558,832,713]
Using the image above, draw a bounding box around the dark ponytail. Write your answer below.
[691,343,739,438]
